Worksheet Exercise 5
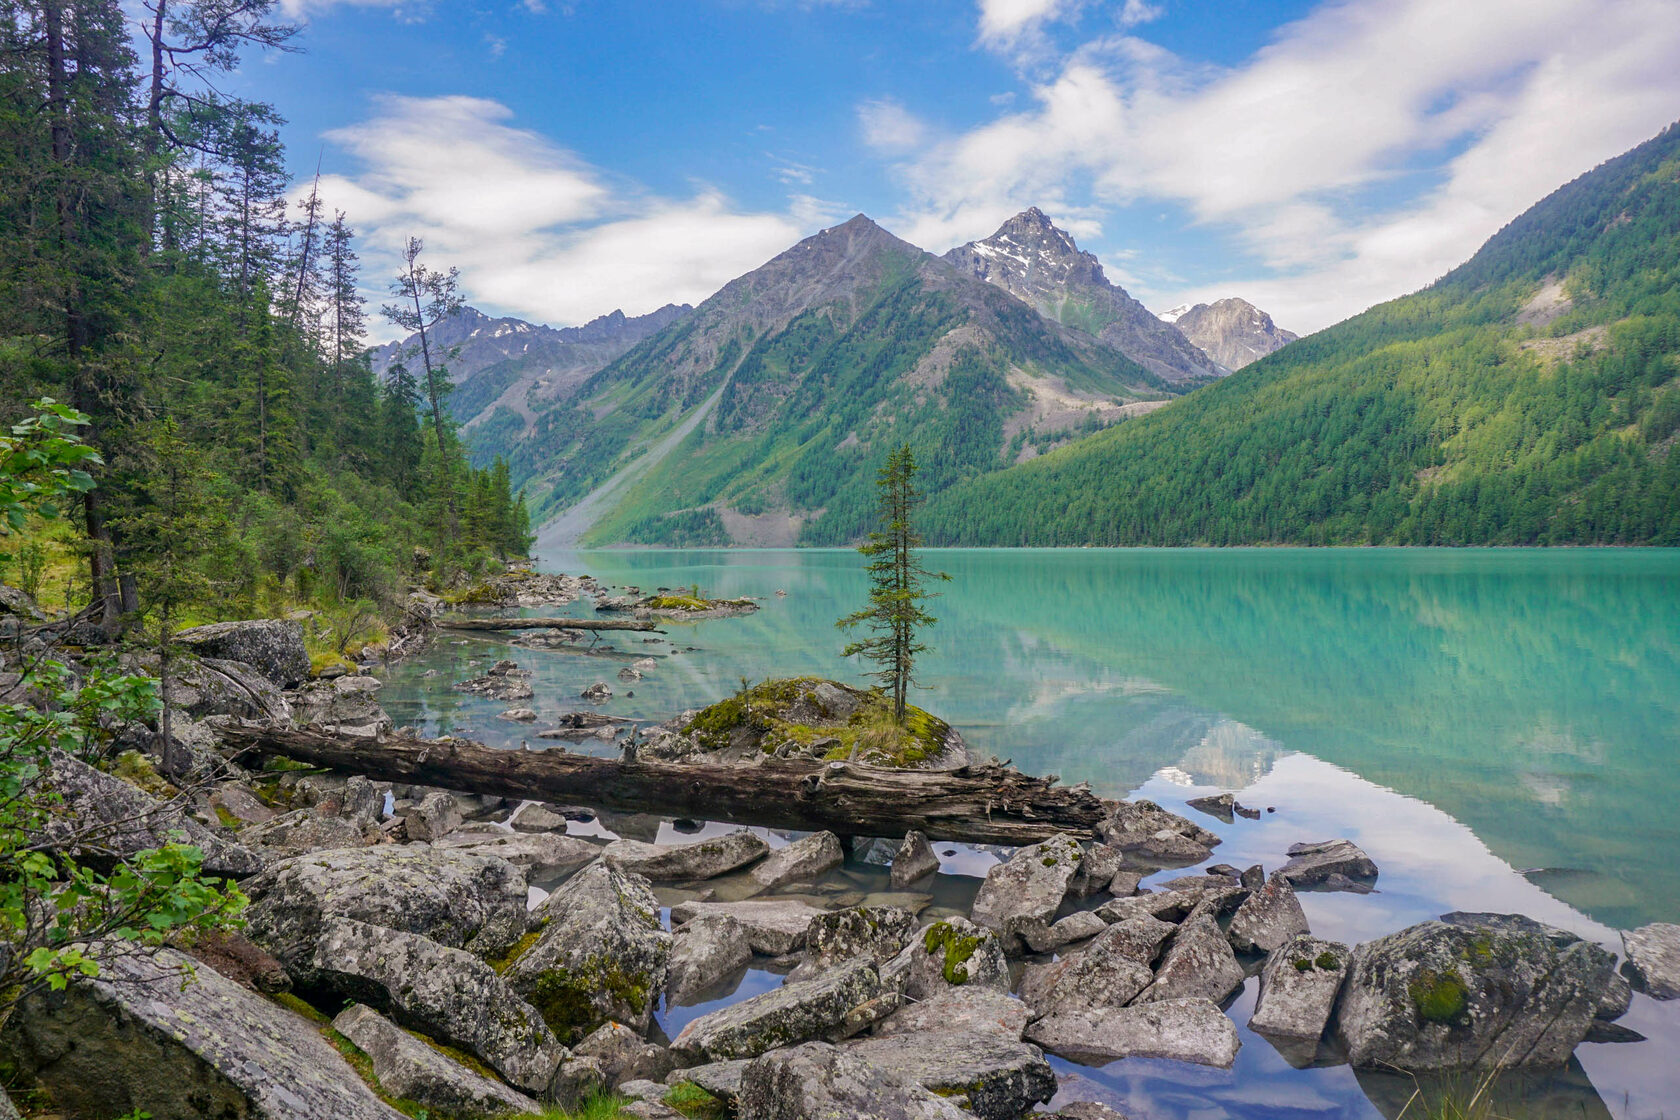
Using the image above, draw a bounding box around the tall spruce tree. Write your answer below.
[837,444,947,722]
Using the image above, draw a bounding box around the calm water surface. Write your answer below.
[380,548,1680,1119]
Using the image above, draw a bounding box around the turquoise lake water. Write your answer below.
[379,547,1680,1118]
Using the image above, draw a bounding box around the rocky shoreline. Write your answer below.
[4,617,1677,1120]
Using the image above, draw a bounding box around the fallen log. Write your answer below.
[439,616,661,633]
[216,725,1107,845]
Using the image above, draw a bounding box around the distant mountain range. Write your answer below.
[926,121,1680,546]
[378,209,1300,545]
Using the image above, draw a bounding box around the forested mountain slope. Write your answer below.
[514,215,1173,546]
[926,122,1680,546]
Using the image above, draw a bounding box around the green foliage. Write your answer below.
[838,445,948,722]
[926,123,1680,546]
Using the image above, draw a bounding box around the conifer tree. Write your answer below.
[837,444,948,722]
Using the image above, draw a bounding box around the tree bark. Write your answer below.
[438,616,662,633]
[215,725,1108,845]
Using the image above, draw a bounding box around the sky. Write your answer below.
[212,0,1680,341]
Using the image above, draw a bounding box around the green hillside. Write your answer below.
[512,216,1171,546]
[925,122,1680,546]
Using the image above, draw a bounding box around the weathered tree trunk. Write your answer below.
[215,725,1107,845]
[439,617,662,633]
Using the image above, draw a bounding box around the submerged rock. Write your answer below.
[604,830,769,880]
[7,948,403,1120]
[1025,998,1240,1068]
[889,829,941,887]
[667,913,753,1006]
[1621,922,1680,999]
[332,1003,541,1116]
[1334,917,1619,1070]
[673,960,899,1060]
[845,1033,1056,1120]
[507,860,671,1041]
[1277,838,1378,889]
[750,831,843,891]
[738,1042,970,1120]
[1249,935,1349,1060]
[970,833,1084,951]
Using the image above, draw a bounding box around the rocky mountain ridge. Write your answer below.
[1168,298,1299,370]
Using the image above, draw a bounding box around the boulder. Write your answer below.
[846,1033,1056,1120]
[1024,998,1240,1068]
[1277,839,1378,888]
[738,1042,969,1120]
[872,987,1032,1041]
[749,831,843,891]
[211,781,278,827]
[1334,917,1619,1070]
[896,917,1011,1000]
[244,844,527,977]
[574,1022,680,1086]
[1134,906,1246,1005]
[331,1003,540,1115]
[787,906,917,984]
[240,808,372,857]
[1094,889,1201,926]
[1249,935,1348,1061]
[1067,843,1127,899]
[182,930,292,995]
[888,830,941,887]
[670,899,827,955]
[403,790,463,841]
[1226,873,1310,955]
[603,830,769,880]
[1018,916,1173,1019]
[507,860,671,1041]
[667,913,753,1006]
[432,829,602,873]
[6,948,404,1119]
[666,1058,750,1102]
[176,656,294,722]
[673,960,899,1060]
[1097,800,1219,861]
[969,833,1084,951]
[174,618,310,688]
[311,918,565,1094]
[0,1087,17,1120]
[1185,793,1236,821]
[44,751,264,878]
[1020,910,1108,954]
[1621,922,1680,999]
[290,678,392,738]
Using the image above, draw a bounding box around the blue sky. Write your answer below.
[221,0,1680,339]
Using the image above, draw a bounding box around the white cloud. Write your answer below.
[905,0,1680,332]
[857,98,928,153]
[276,0,420,19]
[307,95,810,338]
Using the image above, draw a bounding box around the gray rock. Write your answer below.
[171,656,295,722]
[1025,998,1240,1067]
[667,913,753,1006]
[7,948,404,1119]
[175,618,311,688]
[667,1058,750,1100]
[889,830,941,887]
[1018,916,1173,1019]
[240,808,371,857]
[44,751,264,878]
[846,1032,1056,1120]
[738,1042,969,1120]
[749,831,843,891]
[311,918,564,1094]
[1334,917,1619,1070]
[1154,873,1243,894]
[1185,793,1236,821]
[897,916,1011,1000]
[244,844,527,977]
[1097,800,1220,859]
[673,960,899,1060]
[501,707,539,721]
[1226,873,1310,955]
[1621,922,1680,999]
[508,860,671,1040]
[970,833,1084,951]
[403,790,463,841]
[290,678,392,738]
[1134,907,1245,1005]
[431,829,601,873]
[1278,839,1378,888]
[1106,869,1145,897]
[1021,910,1108,954]
[511,803,575,832]
[871,987,1032,1041]
[670,898,827,955]
[1598,971,1634,1020]
[331,1003,540,1115]
[787,906,917,984]
[212,781,278,826]
[604,830,769,880]
[0,1086,17,1120]
[1249,935,1348,1059]
[574,1022,679,1086]
[1093,889,1202,926]
[1067,843,1126,899]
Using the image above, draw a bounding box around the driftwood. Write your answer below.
[216,725,1107,845]
[439,616,662,633]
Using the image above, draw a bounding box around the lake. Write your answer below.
[379,547,1680,1118]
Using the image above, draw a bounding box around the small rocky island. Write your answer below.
[4,617,1676,1120]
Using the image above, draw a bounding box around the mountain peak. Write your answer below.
[1168,297,1297,369]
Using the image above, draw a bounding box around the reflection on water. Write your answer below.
[377,546,1680,1119]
